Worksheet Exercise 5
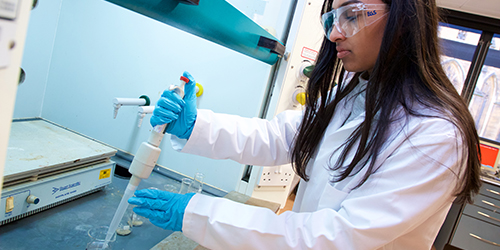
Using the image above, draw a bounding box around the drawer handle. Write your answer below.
[482,200,500,209]
[470,233,500,247]
[478,211,500,223]
[487,189,500,196]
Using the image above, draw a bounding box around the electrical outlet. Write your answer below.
[257,165,293,187]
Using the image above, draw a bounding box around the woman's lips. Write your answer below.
[337,49,351,59]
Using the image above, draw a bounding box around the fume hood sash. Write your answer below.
[105,0,285,65]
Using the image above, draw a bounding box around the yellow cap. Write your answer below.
[296,92,306,106]
[195,83,204,97]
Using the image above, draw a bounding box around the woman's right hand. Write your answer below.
[150,71,198,139]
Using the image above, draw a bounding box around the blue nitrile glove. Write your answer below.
[128,189,195,232]
[150,71,197,139]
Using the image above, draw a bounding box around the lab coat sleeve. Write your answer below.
[173,109,303,166]
[182,118,462,249]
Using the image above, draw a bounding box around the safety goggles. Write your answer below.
[321,3,388,38]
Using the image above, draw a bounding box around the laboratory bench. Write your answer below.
[0,164,205,250]
[435,176,500,250]
[0,119,280,250]
[0,161,280,250]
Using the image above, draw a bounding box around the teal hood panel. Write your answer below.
[105,0,285,65]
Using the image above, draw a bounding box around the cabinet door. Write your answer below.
[481,182,500,201]
[451,215,500,250]
[463,203,500,227]
[473,194,500,211]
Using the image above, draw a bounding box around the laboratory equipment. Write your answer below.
[177,173,204,195]
[116,222,132,236]
[112,95,150,119]
[195,83,204,97]
[1,118,117,225]
[104,76,189,244]
[129,208,143,227]
[137,105,155,127]
[178,178,193,195]
[164,184,178,193]
[189,172,204,193]
[105,0,284,65]
[137,81,202,128]
[87,226,116,250]
[116,205,134,236]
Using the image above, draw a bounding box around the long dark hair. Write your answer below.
[291,0,481,204]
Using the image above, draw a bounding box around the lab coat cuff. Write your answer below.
[170,135,188,151]
[178,109,211,154]
[170,110,209,151]
[182,193,203,236]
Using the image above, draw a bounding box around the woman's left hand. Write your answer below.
[128,189,195,231]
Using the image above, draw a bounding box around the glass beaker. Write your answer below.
[189,172,204,194]
[86,226,116,250]
[128,208,143,227]
[164,184,178,193]
[178,178,193,195]
[115,205,135,235]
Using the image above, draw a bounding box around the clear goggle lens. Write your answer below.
[321,3,388,38]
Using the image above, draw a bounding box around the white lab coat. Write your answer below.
[173,77,462,250]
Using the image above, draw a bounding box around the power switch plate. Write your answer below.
[5,197,14,213]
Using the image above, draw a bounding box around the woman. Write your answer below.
[128,0,481,248]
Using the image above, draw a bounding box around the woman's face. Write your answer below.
[329,0,388,74]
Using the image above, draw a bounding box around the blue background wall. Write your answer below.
[14,0,63,117]
[14,0,293,192]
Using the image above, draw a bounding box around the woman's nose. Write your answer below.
[329,26,346,42]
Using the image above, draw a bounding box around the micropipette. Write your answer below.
[104,76,189,245]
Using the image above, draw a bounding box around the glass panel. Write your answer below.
[227,0,295,41]
[471,33,500,142]
[105,0,284,65]
[439,23,481,94]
